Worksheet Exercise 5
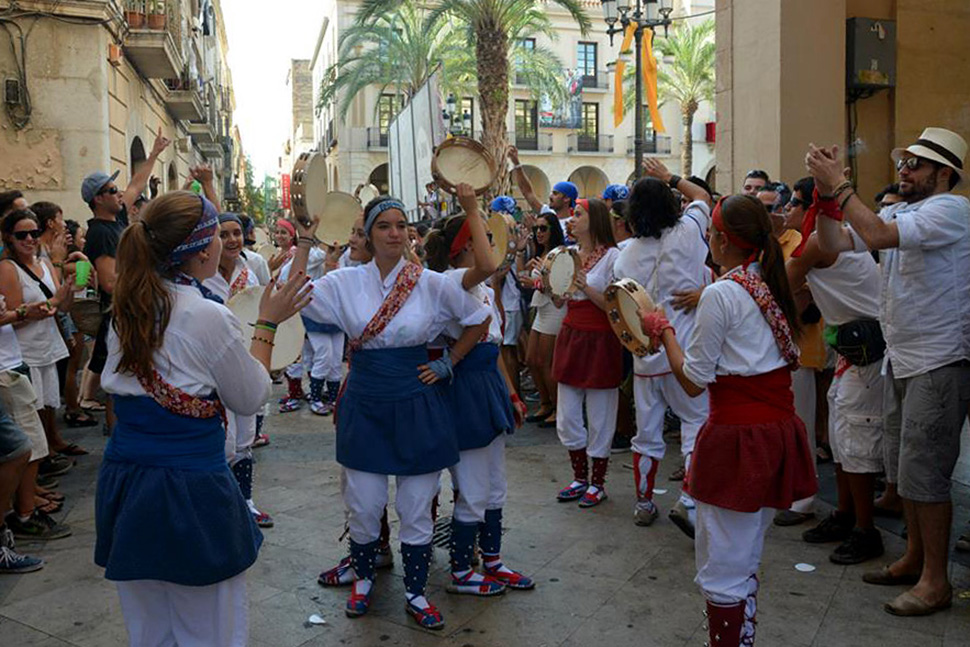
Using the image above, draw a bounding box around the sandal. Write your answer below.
[54,442,89,456]
[64,412,98,428]
[816,443,833,464]
[35,488,64,502]
[35,496,62,514]
[80,399,106,412]
[525,408,554,423]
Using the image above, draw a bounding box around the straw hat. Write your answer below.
[891,127,967,189]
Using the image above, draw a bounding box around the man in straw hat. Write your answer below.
[807,127,970,617]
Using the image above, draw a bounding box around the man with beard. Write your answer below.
[809,127,970,618]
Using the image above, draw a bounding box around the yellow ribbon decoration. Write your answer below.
[613,23,635,128]
[642,27,666,133]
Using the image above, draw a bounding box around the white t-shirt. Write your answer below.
[568,246,619,302]
[0,322,23,373]
[805,245,880,326]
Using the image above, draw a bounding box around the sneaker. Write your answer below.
[668,501,695,540]
[802,512,854,544]
[36,475,59,489]
[6,511,72,541]
[252,510,274,528]
[309,400,333,416]
[578,486,607,508]
[829,527,884,565]
[634,500,659,527]
[38,456,73,478]
[610,436,631,454]
[0,545,44,574]
[669,465,686,482]
[773,510,815,527]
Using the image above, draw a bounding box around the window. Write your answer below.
[461,97,474,137]
[514,38,536,84]
[579,103,599,151]
[514,100,538,149]
[377,94,400,134]
[577,41,598,86]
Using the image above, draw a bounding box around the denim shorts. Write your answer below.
[0,399,31,464]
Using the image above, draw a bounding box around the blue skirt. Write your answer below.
[449,343,515,451]
[337,346,458,475]
[95,396,262,586]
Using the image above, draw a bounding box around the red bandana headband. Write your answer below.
[575,198,590,214]
[449,218,472,260]
[712,197,760,268]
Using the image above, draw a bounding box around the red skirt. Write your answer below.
[552,301,623,389]
[685,368,817,513]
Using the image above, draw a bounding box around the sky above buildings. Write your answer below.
[223,1,325,178]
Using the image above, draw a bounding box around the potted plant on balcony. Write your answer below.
[124,0,145,29]
[146,0,166,30]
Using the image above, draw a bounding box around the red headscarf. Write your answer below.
[712,197,759,268]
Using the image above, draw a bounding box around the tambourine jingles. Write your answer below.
[227,286,306,372]
[486,212,517,271]
[540,246,580,298]
[290,152,327,222]
[431,137,496,196]
[604,278,660,357]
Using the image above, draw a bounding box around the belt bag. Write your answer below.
[831,319,885,367]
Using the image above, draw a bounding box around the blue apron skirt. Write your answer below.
[448,343,515,451]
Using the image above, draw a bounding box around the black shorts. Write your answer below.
[89,314,112,375]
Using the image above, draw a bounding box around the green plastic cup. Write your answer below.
[74,260,92,288]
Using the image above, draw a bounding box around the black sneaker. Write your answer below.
[610,435,632,454]
[38,456,73,478]
[6,511,72,541]
[829,527,884,565]
[802,511,854,544]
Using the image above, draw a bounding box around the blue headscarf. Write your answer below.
[602,184,630,202]
[163,195,219,269]
[364,198,407,235]
[489,196,517,216]
[553,181,579,206]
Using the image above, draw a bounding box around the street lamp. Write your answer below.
[601,0,672,181]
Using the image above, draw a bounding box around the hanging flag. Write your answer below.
[613,23,636,128]
[642,28,666,133]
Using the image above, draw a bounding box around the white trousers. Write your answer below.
[557,384,619,459]
[449,435,508,524]
[116,572,247,647]
[631,373,708,460]
[285,333,344,381]
[344,468,440,545]
[695,502,774,605]
[789,367,818,513]
[224,411,255,467]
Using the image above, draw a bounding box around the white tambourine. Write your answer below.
[540,246,580,298]
[486,212,518,271]
[604,278,660,357]
[227,286,306,372]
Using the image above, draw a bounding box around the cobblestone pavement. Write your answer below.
[1,388,969,647]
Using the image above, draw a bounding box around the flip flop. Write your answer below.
[54,443,89,456]
[64,412,98,428]
[35,488,64,502]
[80,400,106,412]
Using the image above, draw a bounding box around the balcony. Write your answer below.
[158,79,204,121]
[197,141,223,160]
[626,133,673,156]
[186,120,215,144]
[568,133,614,154]
[122,1,183,79]
[366,127,388,150]
[508,131,552,153]
[581,70,610,92]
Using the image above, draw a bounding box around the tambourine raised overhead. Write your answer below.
[290,152,328,223]
[431,137,496,196]
[540,246,581,298]
[604,278,660,357]
[486,212,518,271]
[227,286,306,372]
[356,183,380,207]
[311,191,363,245]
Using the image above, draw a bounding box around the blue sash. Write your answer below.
[301,313,342,335]
[337,346,458,475]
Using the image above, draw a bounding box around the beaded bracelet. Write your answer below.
[251,336,275,347]
[15,305,27,321]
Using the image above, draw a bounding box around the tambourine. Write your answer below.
[227,286,306,372]
[431,137,496,196]
[604,278,660,357]
[290,152,327,222]
[251,227,269,247]
[356,183,380,206]
[312,191,363,245]
[540,246,580,298]
[256,243,276,262]
[486,212,518,271]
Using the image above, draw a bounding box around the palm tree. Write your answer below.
[356,0,592,189]
[619,19,715,175]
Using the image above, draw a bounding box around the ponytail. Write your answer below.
[760,233,801,338]
[423,215,467,272]
[113,192,207,380]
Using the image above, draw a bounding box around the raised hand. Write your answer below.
[258,272,313,325]
[642,157,672,183]
[295,214,319,239]
[805,144,845,195]
[507,146,520,166]
[151,127,172,158]
[456,183,479,215]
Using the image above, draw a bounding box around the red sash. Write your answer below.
[708,367,794,425]
[347,262,424,353]
[563,300,611,332]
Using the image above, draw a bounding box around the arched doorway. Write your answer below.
[568,166,609,200]
[368,163,389,194]
[511,165,550,208]
[130,136,147,181]
[167,163,178,192]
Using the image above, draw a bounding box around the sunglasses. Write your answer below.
[99,186,119,196]
[896,157,924,172]
[788,197,810,209]
[13,229,42,241]
[532,225,549,233]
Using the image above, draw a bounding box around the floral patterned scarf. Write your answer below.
[725,270,800,369]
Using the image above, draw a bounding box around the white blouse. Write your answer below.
[569,245,620,302]
[682,264,787,387]
[302,257,491,349]
[279,247,327,282]
[203,257,259,303]
[242,250,271,286]
[441,268,503,345]
[614,205,712,376]
[102,283,271,416]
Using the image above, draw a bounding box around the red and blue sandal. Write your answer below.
[405,599,445,630]
[578,486,608,508]
[557,480,589,502]
[483,564,535,590]
[318,556,353,587]
[446,570,506,596]
[278,397,302,413]
[345,585,372,618]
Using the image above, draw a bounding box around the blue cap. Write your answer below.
[552,181,579,205]
[81,170,120,204]
[489,196,517,215]
[602,184,630,202]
